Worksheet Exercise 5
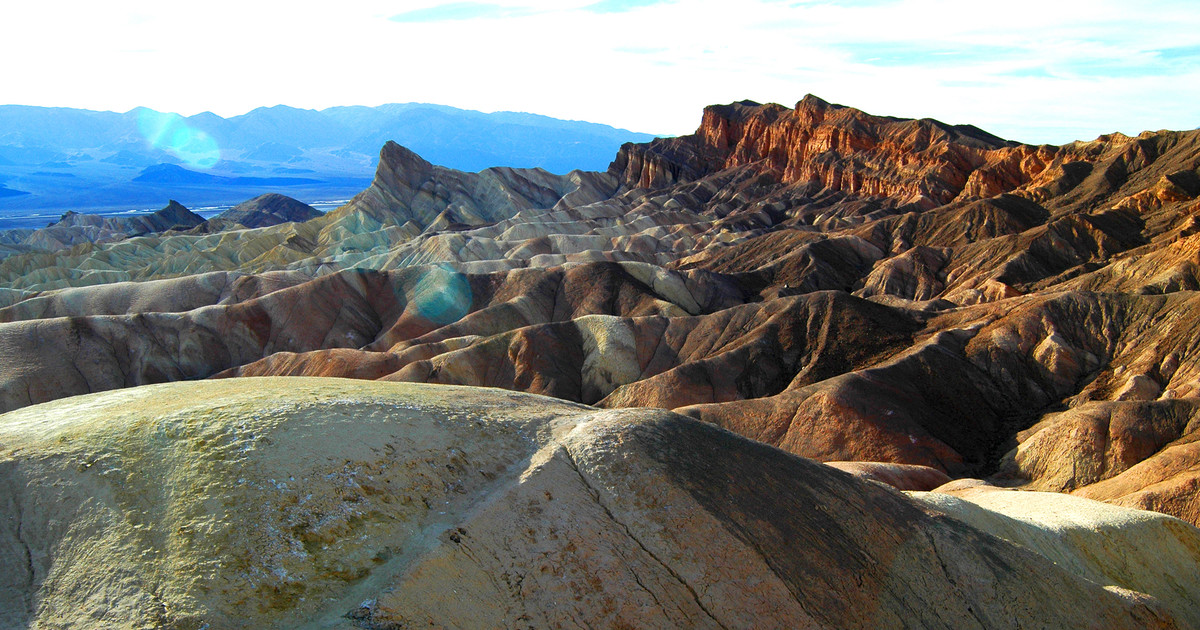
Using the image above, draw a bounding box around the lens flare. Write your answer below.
[410,265,472,325]
[137,109,221,169]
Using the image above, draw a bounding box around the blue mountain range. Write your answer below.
[0,103,659,211]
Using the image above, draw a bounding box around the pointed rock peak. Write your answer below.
[794,93,848,125]
[376,140,435,188]
[51,210,84,227]
[703,99,784,120]
[246,192,294,206]
[797,93,831,110]
[151,200,205,227]
[380,141,433,171]
[213,193,321,229]
[699,101,791,139]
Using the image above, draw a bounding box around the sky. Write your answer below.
[1,0,1198,145]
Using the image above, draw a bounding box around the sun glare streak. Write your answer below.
[136,109,221,169]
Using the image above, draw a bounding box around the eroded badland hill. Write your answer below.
[3,96,1200,628]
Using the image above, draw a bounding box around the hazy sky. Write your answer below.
[2,0,1198,144]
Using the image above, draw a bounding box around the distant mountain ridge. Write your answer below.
[131,164,324,187]
[0,200,204,252]
[0,102,657,173]
[0,102,658,212]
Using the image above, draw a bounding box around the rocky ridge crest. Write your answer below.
[4,96,1200,625]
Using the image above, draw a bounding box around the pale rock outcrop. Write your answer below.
[1,378,1195,629]
[913,485,1200,628]
[0,270,313,323]
[4,96,1200,536]
[576,314,643,403]
[1116,374,1164,401]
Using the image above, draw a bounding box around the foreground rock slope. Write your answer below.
[2,378,1198,629]
[2,94,1200,533]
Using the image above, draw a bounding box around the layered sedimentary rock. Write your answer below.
[202,193,322,230]
[5,200,204,255]
[993,398,1200,526]
[0,263,745,412]
[2,378,1197,629]
[612,95,1048,209]
[3,94,1200,536]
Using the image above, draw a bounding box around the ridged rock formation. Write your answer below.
[913,484,1200,629]
[4,95,1200,620]
[317,141,619,240]
[611,95,1051,209]
[2,200,204,255]
[1,378,1196,628]
[202,193,322,230]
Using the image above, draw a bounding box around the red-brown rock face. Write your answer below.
[613,95,1060,210]
[5,96,1200,535]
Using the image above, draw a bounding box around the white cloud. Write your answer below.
[0,0,1196,144]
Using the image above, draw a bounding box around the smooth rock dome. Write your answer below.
[2,378,1198,628]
